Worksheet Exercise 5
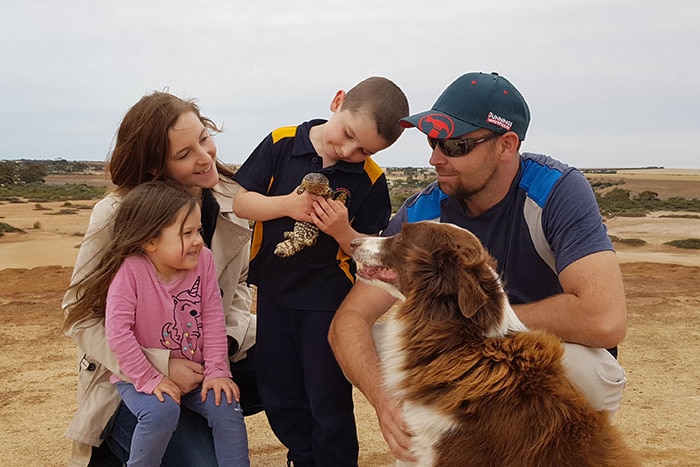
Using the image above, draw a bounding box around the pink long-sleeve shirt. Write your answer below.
[105,248,232,394]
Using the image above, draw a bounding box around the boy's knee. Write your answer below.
[561,343,627,416]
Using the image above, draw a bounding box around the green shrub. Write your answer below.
[0,183,105,201]
[46,208,79,215]
[663,238,700,249]
[0,222,24,234]
[659,213,700,219]
[616,238,647,246]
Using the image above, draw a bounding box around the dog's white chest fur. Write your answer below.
[379,317,460,467]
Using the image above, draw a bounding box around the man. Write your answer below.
[328,72,628,462]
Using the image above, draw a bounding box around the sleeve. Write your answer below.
[233,132,277,194]
[62,195,171,379]
[350,172,392,235]
[210,187,256,361]
[544,169,614,273]
[219,222,256,362]
[199,250,233,380]
[105,261,164,393]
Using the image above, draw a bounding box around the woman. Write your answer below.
[62,92,259,466]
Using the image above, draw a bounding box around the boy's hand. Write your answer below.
[153,376,182,404]
[311,197,349,237]
[284,188,319,222]
[201,377,241,406]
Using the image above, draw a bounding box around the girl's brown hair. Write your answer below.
[108,91,235,192]
[62,181,199,332]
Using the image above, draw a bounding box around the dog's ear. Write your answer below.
[456,269,491,319]
[453,243,502,325]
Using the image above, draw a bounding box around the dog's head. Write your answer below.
[352,222,508,335]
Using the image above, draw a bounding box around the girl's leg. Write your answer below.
[103,401,219,466]
[183,389,250,467]
[115,382,180,467]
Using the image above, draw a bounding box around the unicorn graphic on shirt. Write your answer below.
[160,276,203,359]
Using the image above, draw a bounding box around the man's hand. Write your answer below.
[202,377,241,406]
[375,391,416,462]
[168,358,204,393]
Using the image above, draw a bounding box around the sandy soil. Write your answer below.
[1,174,700,466]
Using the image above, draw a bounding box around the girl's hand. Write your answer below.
[201,377,241,406]
[154,376,182,404]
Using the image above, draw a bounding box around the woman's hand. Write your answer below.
[168,358,204,393]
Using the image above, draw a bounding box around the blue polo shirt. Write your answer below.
[234,119,392,310]
[385,152,613,306]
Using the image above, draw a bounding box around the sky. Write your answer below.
[1,0,698,169]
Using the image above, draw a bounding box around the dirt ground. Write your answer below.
[1,170,700,466]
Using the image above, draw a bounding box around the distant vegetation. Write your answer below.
[0,159,106,202]
[595,188,700,217]
[663,239,700,250]
[0,183,105,202]
[0,159,104,183]
[2,160,700,218]
[0,222,24,237]
[385,167,436,212]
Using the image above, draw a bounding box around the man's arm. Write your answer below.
[328,281,416,461]
[514,250,627,348]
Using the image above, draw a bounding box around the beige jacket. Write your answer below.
[62,182,255,466]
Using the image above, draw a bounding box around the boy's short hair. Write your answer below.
[341,77,409,145]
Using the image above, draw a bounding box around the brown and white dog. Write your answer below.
[351,221,639,467]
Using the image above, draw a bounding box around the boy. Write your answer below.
[233,76,408,467]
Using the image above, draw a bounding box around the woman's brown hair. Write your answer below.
[108,91,235,192]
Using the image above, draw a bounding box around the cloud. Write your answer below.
[1,0,698,168]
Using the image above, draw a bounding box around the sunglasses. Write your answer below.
[427,132,502,157]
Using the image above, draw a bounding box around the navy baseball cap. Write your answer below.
[400,72,530,141]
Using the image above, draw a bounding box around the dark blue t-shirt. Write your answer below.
[385,152,613,305]
[234,120,392,310]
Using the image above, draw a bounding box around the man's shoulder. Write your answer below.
[399,182,448,223]
[519,153,581,208]
[405,181,445,206]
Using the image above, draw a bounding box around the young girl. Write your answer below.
[61,91,258,467]
[66,181,249,467]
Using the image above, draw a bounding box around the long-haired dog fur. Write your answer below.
[351,221,638,466]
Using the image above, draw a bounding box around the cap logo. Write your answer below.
[418,113,455,138]
[486,111,513,131]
